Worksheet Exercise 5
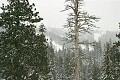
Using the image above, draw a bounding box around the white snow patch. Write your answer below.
[80,44,86,50]
[46,36,51,42]
[80,44,93,51]
[46,36,62,51]
[52,41,62,51]
[94,33,101,41]
[89,46,94,51]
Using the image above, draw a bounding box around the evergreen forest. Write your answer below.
[0,0,120,80]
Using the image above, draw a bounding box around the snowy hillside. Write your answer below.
[36,27,119,50]
[46,36,62,51]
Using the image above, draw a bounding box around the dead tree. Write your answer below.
[62,0,99,80]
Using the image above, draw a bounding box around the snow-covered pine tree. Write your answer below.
[115,23,120,46]
[64,49,74,80]
[91,42,102,80]
[110,45,120,80]
[101,43,114,80]
[111,23,120,80]
[47,39,57,80]
[0,0,49,79]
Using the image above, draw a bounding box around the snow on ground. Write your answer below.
[46,36,62,51]
[52,41,62,51]
[80,44,94,51]
[94,33,101,41]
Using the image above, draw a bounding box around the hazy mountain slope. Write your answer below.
[98,31,119,46]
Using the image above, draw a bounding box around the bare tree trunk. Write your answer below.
[73,0,80,80]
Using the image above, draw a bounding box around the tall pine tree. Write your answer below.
[110,45,120,80]
[101,43,114,80]
[47,39,57,80]
[112,24,120,80]
[0,0,49,80]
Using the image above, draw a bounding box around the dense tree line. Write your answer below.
[101,31,120,80]
[0,0,120,80]
[47,35,119,80]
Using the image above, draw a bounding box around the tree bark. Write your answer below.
[73,0,80,80]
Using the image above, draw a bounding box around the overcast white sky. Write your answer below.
[0,0,120,31]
